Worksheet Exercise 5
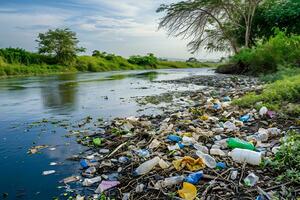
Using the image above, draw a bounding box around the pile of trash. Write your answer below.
[57,76,298,200]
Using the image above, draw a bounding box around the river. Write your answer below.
[0,68,215,200]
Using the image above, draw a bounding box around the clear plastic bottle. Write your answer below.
[229,148,261,165]
[82,176,102,186]
[210,148,226,156]
[154,176,184,189]
[196,150,217,168]
[134,156,160,175]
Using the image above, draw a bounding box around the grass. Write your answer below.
[233,74,300,115]
[268,131,300,183]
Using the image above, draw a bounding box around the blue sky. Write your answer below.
[0,0,225,59]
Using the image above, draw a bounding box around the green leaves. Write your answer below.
[36,28,85,66]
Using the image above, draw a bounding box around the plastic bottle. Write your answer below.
[134,156,160,175]
[82,176,102,186]
[244,173,259,186]
[230,170,238,180]
[163,176,185,187]
[196,150,216,168]
[227,138,255,150]
[210,148,226,156]
[185,171,203,184]
[229,149,262,165]
[154,176,184,189]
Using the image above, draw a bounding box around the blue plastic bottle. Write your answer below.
[185,171,203,184]
[167,135,182,142]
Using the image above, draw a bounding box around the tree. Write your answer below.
[36,28,85,65]
[157,0,262,54]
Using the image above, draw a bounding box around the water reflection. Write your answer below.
[41,74,78,112]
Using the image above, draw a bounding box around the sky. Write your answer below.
[0,0,225,60]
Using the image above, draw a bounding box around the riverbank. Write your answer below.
[0,50,217,79]
[52,74,298,199]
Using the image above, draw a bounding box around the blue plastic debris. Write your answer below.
[80,159,89,169]
[167,135,182,142]
[240,114,251,122]
[185,171,203,184]
[223,96,231,102]
[216,162,226,169]
[213,103,222,110]
[178,143,185,149]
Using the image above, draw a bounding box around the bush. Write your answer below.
[0,48,55,65]
[128,53,158,67]
[222,31,300,74]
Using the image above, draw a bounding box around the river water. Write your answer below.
[0,68,215,200]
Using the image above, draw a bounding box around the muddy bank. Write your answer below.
[34,75,300,199]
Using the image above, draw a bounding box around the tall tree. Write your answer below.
[36,28,85,65]
[157,0,262,54]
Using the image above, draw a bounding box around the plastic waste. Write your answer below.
[223,121,237,131]
[173,156,205,171]
[227,138,255,150]
[80,159,89,169]
[82,176,102,186]
[149,139,160,149]
[244,173,259,186]
[135,184,145,193]
[178,182,197,200]
[42,170,55,176]
[134,156,160,175]
[85,166,96,175]
[230,170,238,180]
[122,193,130,200]
[155,176,185,189]
[223,96,231,102]
[95,180,120,193]
[266,111,276,118]
[240,114,251,122]
[63,176,80,184]
[182,136,196,145]
[168,144,181,151]
[259,107,268,116]
[118,156,130,164]
[93,138,102,146]
[212,127,224,133]
[193,144,209,154]
[229,148,262,165]
[213,103,222,110]
[185,171,203,184]
[136,149,150,158]
[167,135,182,142]
[159,158,170,169]
[210,148,226,156]
[196,151,216,168]
[108,172,119,181]
[216,162,226,169]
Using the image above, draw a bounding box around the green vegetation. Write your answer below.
[269,131,300,183]
[0,48,212,78]
[233,74,300,115]
[217,31,300,74]
[128,53,158,67]
[37,28,85,65]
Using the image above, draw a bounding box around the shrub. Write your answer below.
[128,53,158,67]
[227,31,300,74]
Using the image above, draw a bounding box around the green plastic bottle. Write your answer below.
[227,138,255,150]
